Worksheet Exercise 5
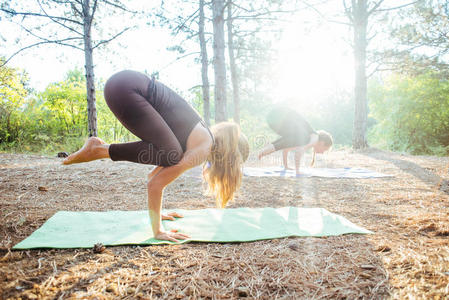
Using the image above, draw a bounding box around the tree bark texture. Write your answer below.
[199,0,211,126]
[212,0,227,123]
[82,0,98,137]
[352,0,368,149]
[227,1,240,124]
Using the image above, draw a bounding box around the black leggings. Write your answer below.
[267,107,316,151]
[105,70,201,167]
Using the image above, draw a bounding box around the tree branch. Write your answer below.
[297,0,352,27]
[175,8,199,35]
[0,8,83,25]
[366,31,377,45]
[14,20,81,45]
[229,1,251,13]
[367,0,384,16]
[102,0,136,13]
[302,0,326,19]
[232,16,289,22]
[230,9,298,20]
[1,38,83,66]
[36,0,83,35]
[374,0,419,13]
[70,2,83,18]
[343,0,353,22]
[158,51,201,72]
[93,27,131,49]
[49,0,76,4]
[90,0,99,23]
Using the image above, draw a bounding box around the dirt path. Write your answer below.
[1,150,448,299]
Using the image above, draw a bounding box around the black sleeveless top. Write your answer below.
[146,78,211,151]
[267,106,316,151]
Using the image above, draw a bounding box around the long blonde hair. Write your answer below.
[203,122,249,208]
[311,130,333,167]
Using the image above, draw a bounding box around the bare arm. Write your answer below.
[147,164,190,242]
[294,147,305,174]
[282,149,291,169]
[148,166,163,181]
[147,144,210,242]
[294,134,318,174]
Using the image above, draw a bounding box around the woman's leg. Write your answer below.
[104,71,183,167]
[64,71,183,167]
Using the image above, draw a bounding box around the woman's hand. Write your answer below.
[161,212,184,221]
[155,230,190,243]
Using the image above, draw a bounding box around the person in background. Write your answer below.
[258,106,332,175]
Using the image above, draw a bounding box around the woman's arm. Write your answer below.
[147,144,210,242]
[148,166,163,181]
[147,164,190,242]
[294,147,305,174]
[294,134,318,174]
[282,149,293,169]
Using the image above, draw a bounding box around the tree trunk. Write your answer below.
[227,1,240,124]
[199,0,211,126]
[212,0,227,123]
[352,0,368,149]
[82,0,98,137]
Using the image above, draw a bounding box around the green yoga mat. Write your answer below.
[13,207,372,249]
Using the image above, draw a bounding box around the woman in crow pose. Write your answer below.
[64,70,249,242]
[258,106,332,175]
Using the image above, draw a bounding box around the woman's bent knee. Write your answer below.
[161,150,182,167]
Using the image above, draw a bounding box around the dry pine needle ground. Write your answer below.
[0,149,448,299]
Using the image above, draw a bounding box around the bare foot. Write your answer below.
[63,137,108,165]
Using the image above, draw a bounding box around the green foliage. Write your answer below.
[188,86,210,120]
[368,72,449,155]
[0,68,136,154]
[394,1,449,58]
[383,0,449,75]
[0,60,29,144]
[38,69,88,138]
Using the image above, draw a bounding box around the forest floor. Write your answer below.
[0,149,448,299]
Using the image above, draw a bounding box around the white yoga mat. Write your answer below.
[244,167,392,178]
